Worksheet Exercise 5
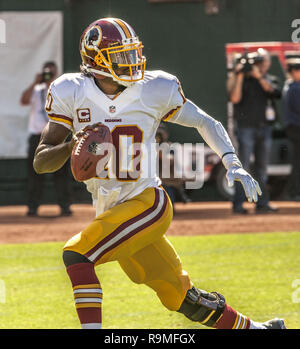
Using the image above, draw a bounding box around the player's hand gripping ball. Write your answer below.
[71,122,113,182]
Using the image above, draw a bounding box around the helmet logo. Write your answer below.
[84,26,102,51]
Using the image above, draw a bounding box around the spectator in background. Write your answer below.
[283,53,300,202]
[20,61,72,216]
[227,48,281,214]
[156,124,191,213]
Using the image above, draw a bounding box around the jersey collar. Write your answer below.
[86,77,142,115]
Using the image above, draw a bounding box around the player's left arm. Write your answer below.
[165,99,262,203]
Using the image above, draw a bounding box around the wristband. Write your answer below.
[222,152,243,170]
[221,151,235,159]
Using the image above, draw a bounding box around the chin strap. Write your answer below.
[84,65,136,87]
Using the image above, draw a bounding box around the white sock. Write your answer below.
[81,323,102,329]
[249,320,266,329]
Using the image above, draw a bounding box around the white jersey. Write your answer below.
[46,70,185,214]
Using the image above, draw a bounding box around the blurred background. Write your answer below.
[0,0,299,206]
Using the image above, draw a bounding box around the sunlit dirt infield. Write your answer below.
[0,201,300,244]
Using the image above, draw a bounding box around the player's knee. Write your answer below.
[177,287,226,327]
[62,250,93,267]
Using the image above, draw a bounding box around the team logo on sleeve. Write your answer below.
[76,108,91,123]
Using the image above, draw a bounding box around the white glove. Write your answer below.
[226,166,262,203]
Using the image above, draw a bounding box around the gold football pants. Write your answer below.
[64,186,192,311]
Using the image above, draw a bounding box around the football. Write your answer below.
[71,124,113,182]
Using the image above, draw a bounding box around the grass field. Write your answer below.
[0,231,300,329]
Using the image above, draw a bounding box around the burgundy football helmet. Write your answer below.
[80,18,146,86]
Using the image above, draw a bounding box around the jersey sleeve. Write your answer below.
[45,75,75,130]
[161,78,186,122]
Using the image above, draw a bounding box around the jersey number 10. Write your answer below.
[106,125,144,181]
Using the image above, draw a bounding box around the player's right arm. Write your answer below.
[34,74,77,174]
[33,122,74,174]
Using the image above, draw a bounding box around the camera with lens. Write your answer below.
[235,52,264,73]
[42,68,54,83]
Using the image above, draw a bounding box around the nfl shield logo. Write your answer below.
[109,105,116,113]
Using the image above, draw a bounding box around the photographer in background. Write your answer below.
[282,52,300,202]
[21,61,72,217]
[227,49,281,214]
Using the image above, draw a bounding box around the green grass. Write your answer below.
[0,232,300,329]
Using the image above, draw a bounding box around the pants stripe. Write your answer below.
[86,188,167,263]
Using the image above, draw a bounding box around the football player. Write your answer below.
[33,18,285,329]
